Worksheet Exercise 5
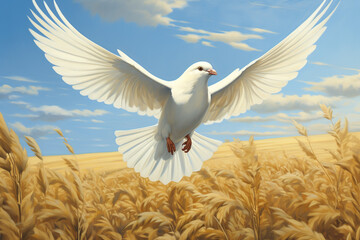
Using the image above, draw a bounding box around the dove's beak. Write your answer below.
[207,69,217,75]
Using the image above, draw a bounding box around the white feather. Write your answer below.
[29,0,172,118]
[115,127,221,184]
[204,0,337,124]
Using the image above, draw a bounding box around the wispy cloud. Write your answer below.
[311,61,331,67]
[75,0,188,26]
[93,138,104,142]
[10,101,29,106]
[73,119,87,122]
[246,27,277,34]
[3,76,39,83]
[10,101,109,122]
[11,113,39,118]
[10,122,57,138]
[311,62,360,72]
[221,23,276,34]
[0,84,49,99]
[86,127,104,130]
[230,111,323,123]
[29,106,108,122]
[91,119,104,123]
[252,94,340,113]
[92,144,111,147]
[201,41,215,48]
[261,125,293,130]
[8,95,21,100]
[305,123,333,134]
[305,72,360,97]
[251,2,285,9]
[176,27,262,51]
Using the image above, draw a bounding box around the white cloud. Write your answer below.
[28,105,109,122]
[93,144,111,147]
[177,34,202,43]
[311,61,331,67]
[230,111,324,123]
[305,72,360,97]
[8,95,21,100]
[178,26,208,34]
[29,105,73,120]
[86,127,104,130]
[73,119,87,122]
[251,94,340,113]
[228,42,260,51]
[10,101,109,122]
[201,41,215,48]
[0,84,49,99]
[246,27,276,34]
[11,114,39,118]
[221,23,276,35]
[286,116,360,136]
[3,76,39,83]
[311,62,360,72]
[75,0,188,26]
[10,101,29,106]
[91,119,104,123]
[261,125,293,130]
[206,130,290,136]
[176,27,262,51]
[11,122,57,138]
[69,109,108,117]
[305,123,333,134]
[251,2,285,9]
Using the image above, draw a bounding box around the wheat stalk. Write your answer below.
[24,136,43,161]
[293,120,333,185]
[1,110,360,239]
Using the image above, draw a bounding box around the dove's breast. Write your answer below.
[159,83,210,142]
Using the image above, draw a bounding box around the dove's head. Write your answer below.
[183,61,217,81]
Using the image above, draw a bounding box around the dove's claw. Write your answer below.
[166,137,176,155]
[182,134,192,153]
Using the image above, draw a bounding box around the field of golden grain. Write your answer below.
[1,105,360,240]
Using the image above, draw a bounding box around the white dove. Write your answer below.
[29,0,337,184]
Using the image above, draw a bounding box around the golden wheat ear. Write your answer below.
[293,113,333,184]
[25,136,43,161]
[54,129,73,153]
[320,104,333,121]
[0,113,11,153]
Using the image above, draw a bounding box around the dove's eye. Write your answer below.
[198,66,203,71]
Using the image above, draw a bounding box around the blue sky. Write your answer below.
[1,0,359,156]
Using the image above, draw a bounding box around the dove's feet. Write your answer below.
[182,134,192,153]
[167,137,176,155]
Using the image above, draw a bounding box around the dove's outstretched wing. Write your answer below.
[204,0,337,124]
[29,0,171,118]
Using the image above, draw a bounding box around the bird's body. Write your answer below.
[29,0,338,184]
[158,62,212,144]
[159,85,209,143]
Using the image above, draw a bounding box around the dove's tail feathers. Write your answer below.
[115,127,222,184]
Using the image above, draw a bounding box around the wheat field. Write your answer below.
[1,105,360,240]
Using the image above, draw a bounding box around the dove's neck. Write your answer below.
[174,75,209,94]
[171,75,210,110]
